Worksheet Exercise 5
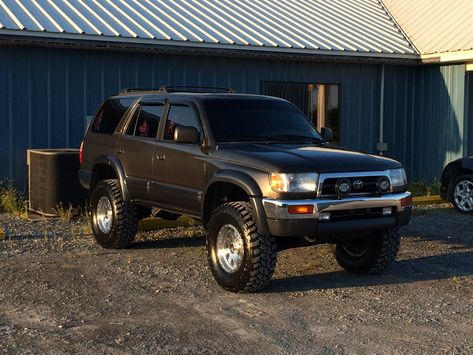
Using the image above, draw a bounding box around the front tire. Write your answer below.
[207,202,277,292]
[90,179,138,249]
[450,174,473,214]
[333,228,401,274]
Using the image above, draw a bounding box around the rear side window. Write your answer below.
[126,105,164,138]
[91,98,134,134]
[164,105,201,141]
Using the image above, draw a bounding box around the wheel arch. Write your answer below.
[91,155,130,201]
[202,170,269,235]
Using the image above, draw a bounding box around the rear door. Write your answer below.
[117,103,165,200]
[152,101,206,215]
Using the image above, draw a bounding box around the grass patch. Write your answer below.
[55,202,75,223]
[0,182,28,218]
[408,180,441,197]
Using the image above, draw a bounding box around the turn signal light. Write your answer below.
[288,205,314,214]
[401,195,412,207]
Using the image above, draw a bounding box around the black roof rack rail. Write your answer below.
[119,86,236,96]
[119,88,162,95]
[158,86,236,93]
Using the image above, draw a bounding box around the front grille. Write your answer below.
[320,176,384,197]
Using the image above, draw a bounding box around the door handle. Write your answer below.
[156,153,166,160]
[117,148,125,154]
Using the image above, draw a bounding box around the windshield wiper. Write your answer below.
[218,136,277,142]
[273,134,323,143]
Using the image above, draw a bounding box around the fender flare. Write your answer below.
[203,170,270,236]
[91,155,130,201]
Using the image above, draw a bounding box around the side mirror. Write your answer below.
[174,126,200,144]
[321,127,333,142]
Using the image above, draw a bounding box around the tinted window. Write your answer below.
[164,105,201,141]
[91,98,134,134]
[126,105,163,138]
[203,99,322,142]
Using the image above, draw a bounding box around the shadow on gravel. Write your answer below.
[265,250,473,293]
[130,236,205,249]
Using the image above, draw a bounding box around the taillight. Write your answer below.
[79,141,84,164]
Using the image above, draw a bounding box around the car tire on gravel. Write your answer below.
[206,201,277,292]
[450,174,473,214]
[90,179,138,249]
[333,228,400,274]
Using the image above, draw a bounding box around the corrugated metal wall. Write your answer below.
[0,45,467,190]
[384,64,466,181]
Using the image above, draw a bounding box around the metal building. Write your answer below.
[0,0,471,190]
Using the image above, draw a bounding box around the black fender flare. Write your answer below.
[203,170,270,236]
[91,155,130,201]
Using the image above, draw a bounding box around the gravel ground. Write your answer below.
[0,204,472,354]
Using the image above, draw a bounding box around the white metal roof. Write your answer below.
[383,0,473,56]
[0,0,417,58]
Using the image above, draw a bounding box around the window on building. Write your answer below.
[164,105,202,141]
[126,105,163,138]
[91,98,134,134]
[264,82,340,144]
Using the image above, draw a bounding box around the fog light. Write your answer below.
[318,212,331,221]
[288,205,314,214]
[382,207,393,215]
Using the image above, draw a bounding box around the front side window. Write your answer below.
[164,105,201,141]
[91,98,134,134]
[203,98,322,143]
[126,105,163,138]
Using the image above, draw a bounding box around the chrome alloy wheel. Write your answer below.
[96,196,113,234]
[454,180,473,212]
[216,224,244,273]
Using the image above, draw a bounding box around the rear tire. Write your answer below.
[90,179,138,249]
[450,174,473,214]
[206,202,277,292]
[333,228,400,274]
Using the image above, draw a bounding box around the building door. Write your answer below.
[264,82,340,144]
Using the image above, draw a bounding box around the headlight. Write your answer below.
[388,168,407,191]
[270,173,319,192]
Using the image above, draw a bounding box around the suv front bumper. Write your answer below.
[262,192,412,239]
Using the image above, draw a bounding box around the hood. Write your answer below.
[214,143,402,173]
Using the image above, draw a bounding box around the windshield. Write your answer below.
[203,98,322,143]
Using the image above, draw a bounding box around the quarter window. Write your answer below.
[164,105,201,141]
[91,98,134,134]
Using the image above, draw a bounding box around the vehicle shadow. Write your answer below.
[264,250,473,293]
[130,236,206,249]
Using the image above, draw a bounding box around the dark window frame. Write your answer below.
[161,103,203,144]
[124,103,165,140]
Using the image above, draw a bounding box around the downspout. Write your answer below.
[378,64,387,156]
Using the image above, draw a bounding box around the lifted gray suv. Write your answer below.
[79,87,412,292]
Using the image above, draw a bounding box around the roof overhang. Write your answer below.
[0,29,420,64]
[421,49,473,64]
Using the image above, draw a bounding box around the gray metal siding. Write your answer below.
[0,45,466,190]
[384,64,466,181]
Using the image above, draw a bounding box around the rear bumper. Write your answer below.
[262,192,412,239]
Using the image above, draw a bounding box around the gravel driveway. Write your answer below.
[0,204,472,354]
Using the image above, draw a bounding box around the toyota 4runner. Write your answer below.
[79,87,412,292]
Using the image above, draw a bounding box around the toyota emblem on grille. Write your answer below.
[353,179,364,190]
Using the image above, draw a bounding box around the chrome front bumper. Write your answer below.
[262,192,412,220]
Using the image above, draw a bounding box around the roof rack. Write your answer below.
[119,86,236,95]
[158,86,236,94]
[119,88,162,95]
